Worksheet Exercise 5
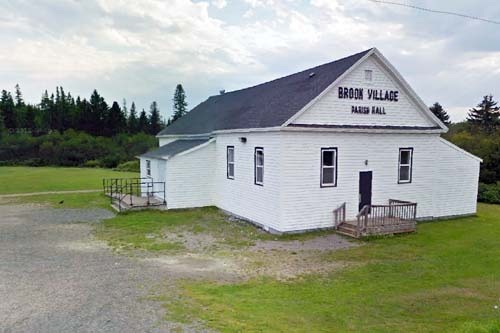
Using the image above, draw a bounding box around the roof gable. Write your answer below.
[158,49,372,136]
[289,51,445,130]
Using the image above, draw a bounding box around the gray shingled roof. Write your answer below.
[139,139,210,159]
[158,49,372,136]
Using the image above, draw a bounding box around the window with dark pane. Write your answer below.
[398,148,413,183]
[227,146,235,179]
[255,148,264,185]
[146,160,151,177]
[321,148,337,187]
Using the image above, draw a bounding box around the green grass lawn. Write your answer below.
[0,166,137,194]
[175,204,500,333]
[4,166,498,332]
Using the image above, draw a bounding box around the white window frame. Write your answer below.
[227,146,235,179]
[146,159,151,177]
[254,147,264,186]
[365,69,373,81]
[321,148,337,187]
[398,148,413,184]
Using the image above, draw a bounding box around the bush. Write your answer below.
[83,160,100,168]
[0,130,157,168]
[478,182,500,204]
[114,160,140,172]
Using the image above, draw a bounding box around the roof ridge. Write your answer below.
[209,48,373,98]
[158,48,374,136]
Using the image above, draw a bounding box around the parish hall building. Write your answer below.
[138,48,481,236]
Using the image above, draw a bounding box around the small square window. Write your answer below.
[400,150,411,165]
[365,70,373,81]
[323,151,334,166]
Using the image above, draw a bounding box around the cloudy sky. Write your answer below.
[1,0,499,122]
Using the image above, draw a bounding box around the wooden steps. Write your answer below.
[336,222,359,238]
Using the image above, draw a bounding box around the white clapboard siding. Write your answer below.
[214,132,282,231]
[293,56,436,128]
[139,157,166,199]
[278,131,438,232]
[432,138,480,217]
[165,141,216,209]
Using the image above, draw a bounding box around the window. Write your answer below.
[227,146,235,179]
[254,147,264,186]
[321,148,337,187]
[146,159,151,177]
[365,69,373,81]
[398,148,413,183]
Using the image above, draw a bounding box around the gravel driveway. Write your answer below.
[0,204,195,333]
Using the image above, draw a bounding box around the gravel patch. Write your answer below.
[0,204,207,333]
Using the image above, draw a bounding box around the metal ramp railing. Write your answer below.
[102,177,166,212]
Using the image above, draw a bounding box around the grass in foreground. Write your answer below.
[0,166,137,194]
[172,204,500,332]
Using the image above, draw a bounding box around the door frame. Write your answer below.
[358,170,373,212]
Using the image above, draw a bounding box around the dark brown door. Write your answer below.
[359,171,372,211]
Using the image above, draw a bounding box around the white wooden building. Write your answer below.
[139,48,481,234]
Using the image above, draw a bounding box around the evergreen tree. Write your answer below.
[88,90,108,136]
[24,105,36,132]
[148,101,162,134]
[122,99,128,117]
[0,107,5,137]
[13,84,27,129]
[467,95,499,133]
[39,90,52,131]
[429,102,450,125]
[128,102,138,133]
[14,84,24,107]
[172,84,187,122]
[0,90,16,129]
[138,109,149,133]
[106,101,127,136]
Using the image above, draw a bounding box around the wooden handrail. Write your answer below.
[355,200,417,233]
[356,205,370,233]
[333,202,346,228]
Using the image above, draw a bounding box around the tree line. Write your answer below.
[0,83,189,137]
[0,84,189,169]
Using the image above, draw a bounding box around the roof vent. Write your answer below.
[309,72,316,78]
[219,90,225,95]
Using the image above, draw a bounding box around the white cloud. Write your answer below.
[211,0,227,9]
[0,0,498,121]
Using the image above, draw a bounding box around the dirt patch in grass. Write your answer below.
[251,233,357,252]
[96,208,360,283]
